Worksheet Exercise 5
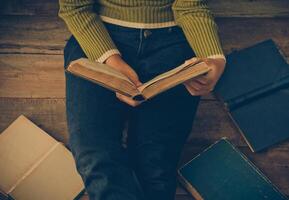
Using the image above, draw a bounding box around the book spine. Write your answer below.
[227,75,289,110]
[177,172,204,200]
[132,94,146,101]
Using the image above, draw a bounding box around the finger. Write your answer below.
[194,89,211,96]
[195,75,211,85]
[121,67,142,87]
[184,84,199,96]
[186,86,211,96]
[116,94,139,107]
[185,80,207,91]
[116,93,141,107]
[127,70,142,87]
[184,83,214,96]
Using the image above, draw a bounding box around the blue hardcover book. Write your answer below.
[215,40,289,152]
[178,138,288,200]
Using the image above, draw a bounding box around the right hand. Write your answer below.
[104,54,143,107]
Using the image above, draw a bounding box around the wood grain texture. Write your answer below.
[1,0,289,17]
[0,54,65,98]
[0,98,68,143]
[0,16,68,55]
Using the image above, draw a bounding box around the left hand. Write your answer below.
[184,57,226,96]
[104,54,143,107]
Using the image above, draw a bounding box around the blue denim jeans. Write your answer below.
[64,22,200,200]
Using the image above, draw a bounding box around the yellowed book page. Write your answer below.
[10,144,84,200]
[138,61,204,92]
[0,115,56,193]
[141,63,210,99]
[67,63,140,97]
[70,58,133,84]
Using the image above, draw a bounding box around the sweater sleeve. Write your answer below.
[58,0,120,63]
[172,0,225,59]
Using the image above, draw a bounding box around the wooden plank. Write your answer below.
[1,0,289,17]
[0,98,68,143]
[0,54,65,98]
[188,100,246,146]
[1,17,289,98]
[210,0,289,17]
[0,0,60,16]
[216,18,289,57]
[0,16,69,55]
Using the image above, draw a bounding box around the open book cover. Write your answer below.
[214,39,289,152]
[178,138,288,200]
[0,115,84,200]
[66,58,211,100]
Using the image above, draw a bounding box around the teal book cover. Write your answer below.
[178,138,288,200]
[214,40,289,152]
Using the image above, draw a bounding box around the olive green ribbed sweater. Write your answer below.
[59,0,224,63]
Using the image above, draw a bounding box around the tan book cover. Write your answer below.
[0,115,84,200]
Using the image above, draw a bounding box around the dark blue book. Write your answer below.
[178,138,288,200]
[215,39,289,152]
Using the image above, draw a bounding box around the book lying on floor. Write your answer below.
[66,58,211,100]
[178,138,288,200]
[0,115,84,200]
[214,39,289,152]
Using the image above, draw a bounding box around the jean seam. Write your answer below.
[136,29,143,57]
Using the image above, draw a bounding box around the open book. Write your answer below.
[0,115,84,200]
[66,58,211,100]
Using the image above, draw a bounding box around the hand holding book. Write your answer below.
[104,54,143,107]
[184,57,226,96]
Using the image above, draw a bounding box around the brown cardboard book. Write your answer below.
[0,115,84,200]
[66,58,211,100]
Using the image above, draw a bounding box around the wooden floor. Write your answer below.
[0,0,289,199]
